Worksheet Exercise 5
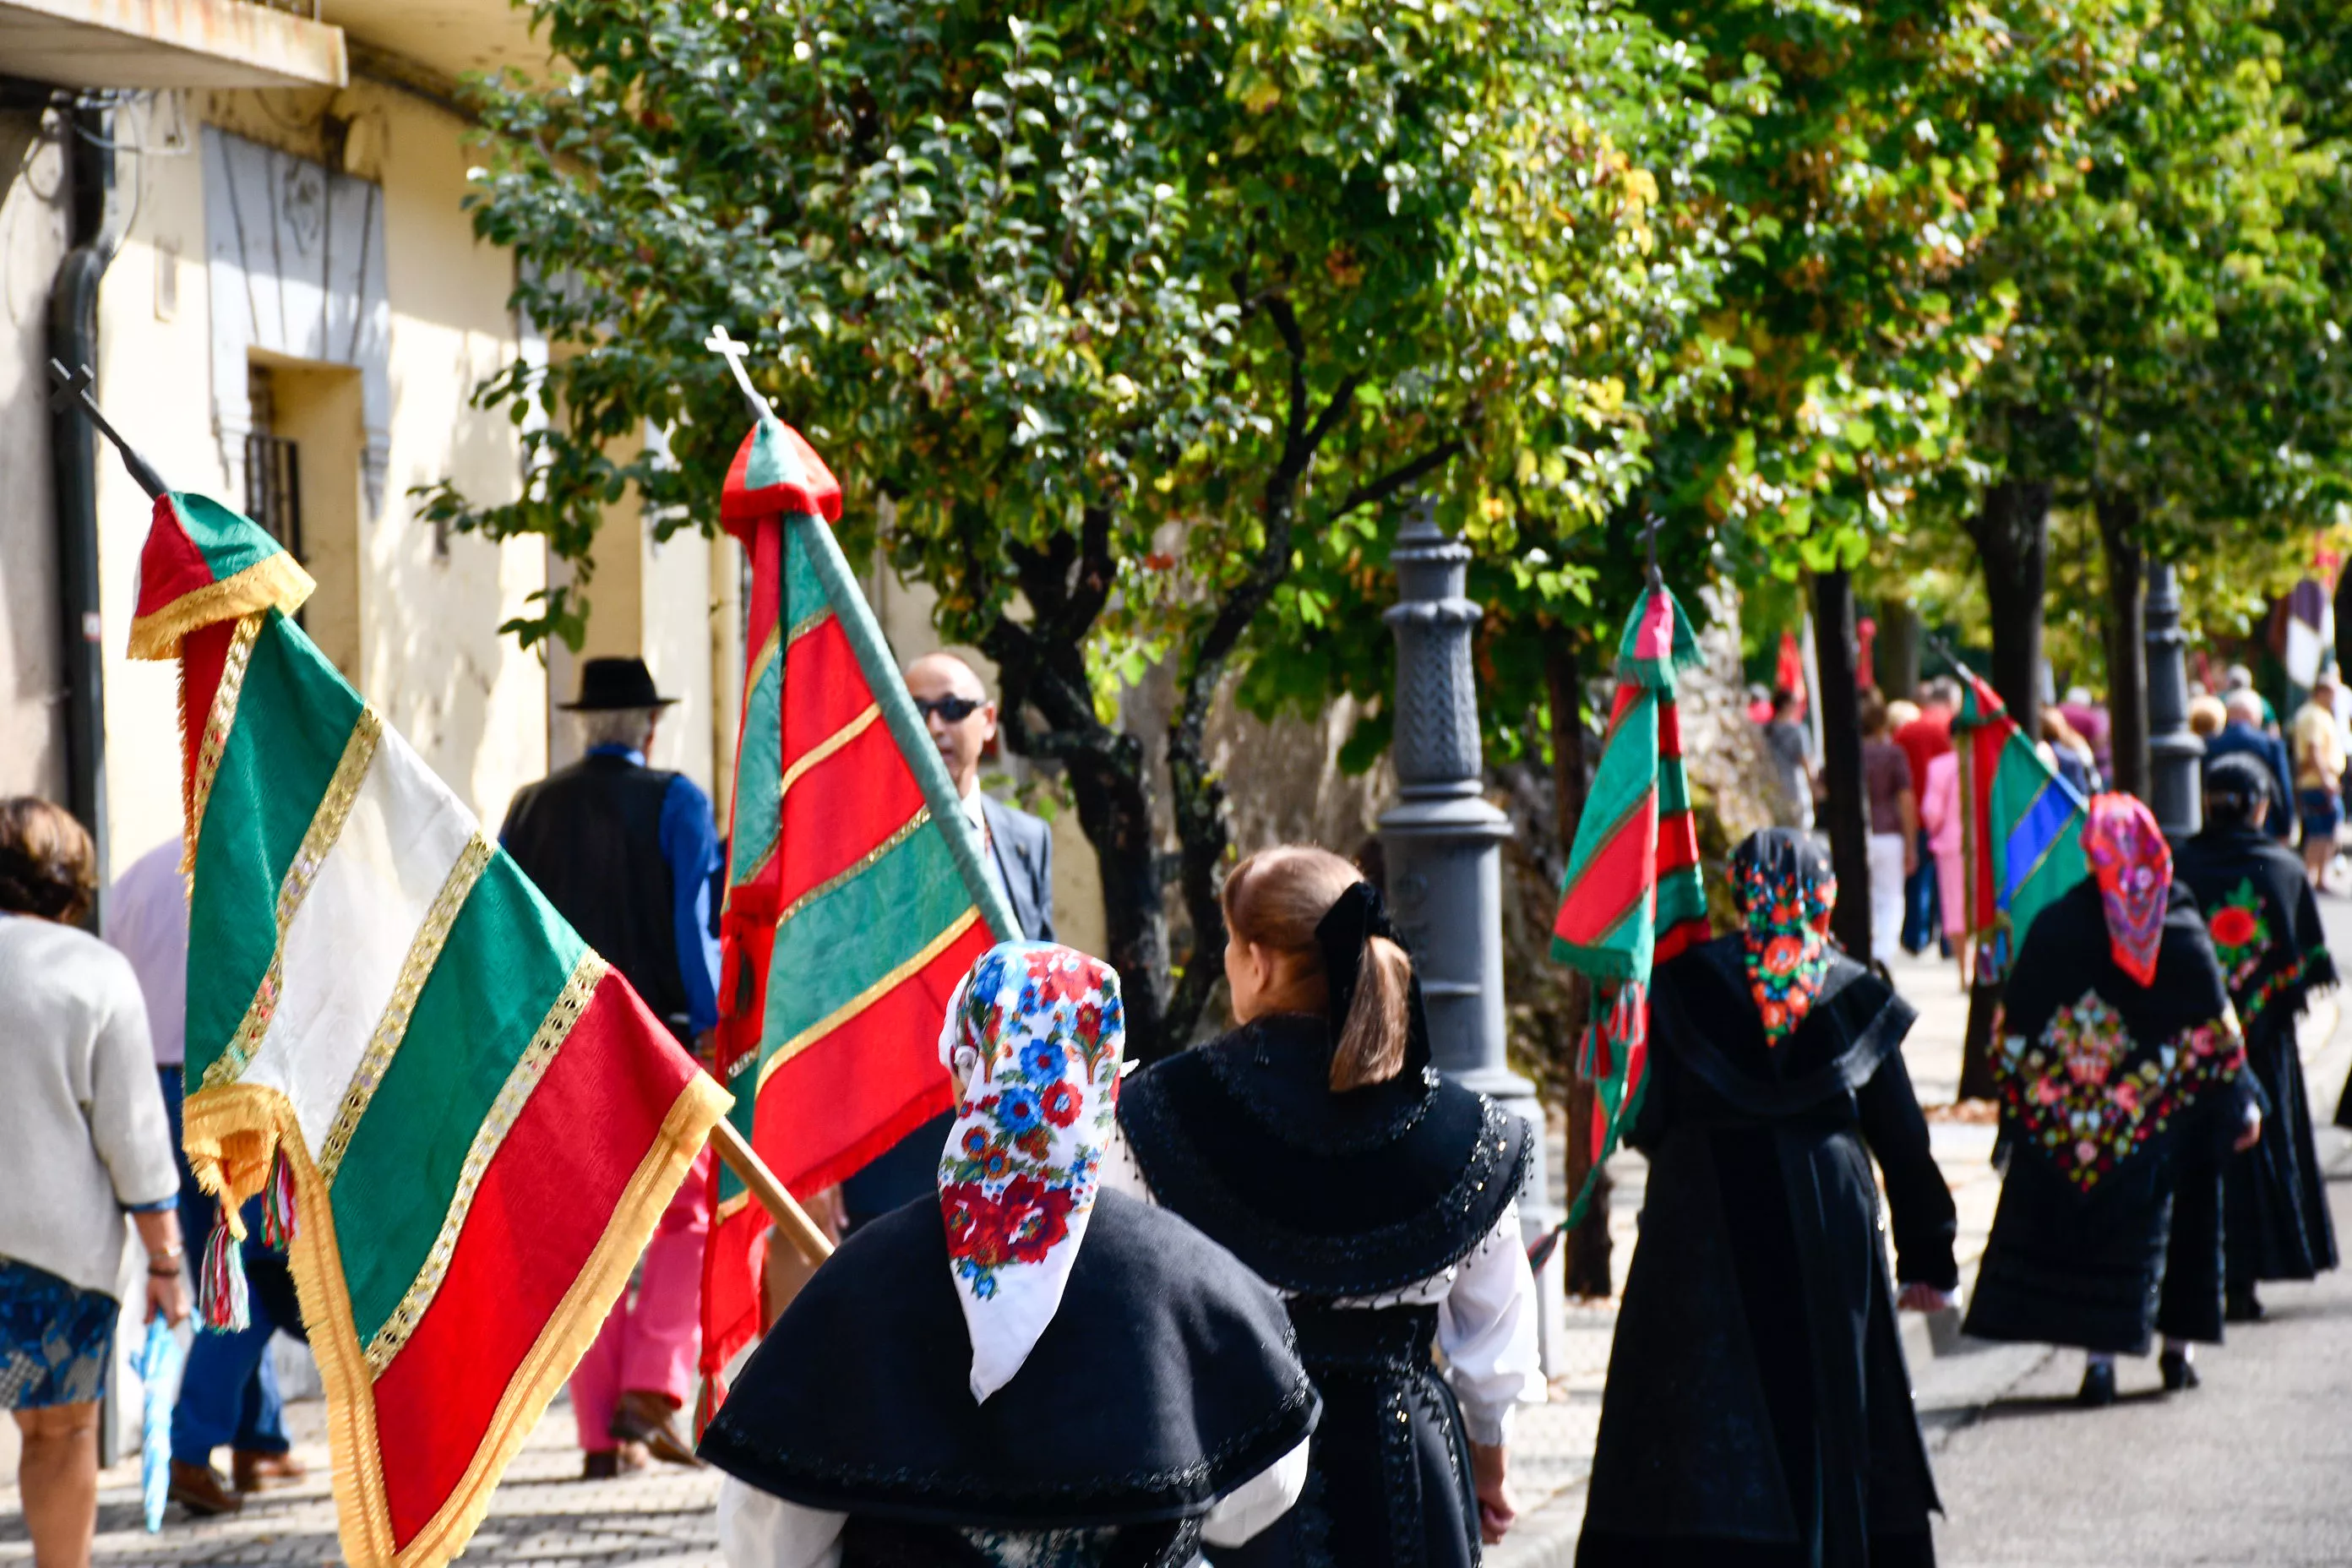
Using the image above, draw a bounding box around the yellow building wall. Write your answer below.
[90,84,552,877]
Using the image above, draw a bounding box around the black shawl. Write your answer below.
[2173,824,2338,1035]
[1645,937,1915,1124]
[1990,875,2246,1195]
[1115,1013,1530,1298]
[698,1190,1318,1529]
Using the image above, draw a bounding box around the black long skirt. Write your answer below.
[2225,1015,2338,1285]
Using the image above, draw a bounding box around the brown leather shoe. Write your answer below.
[581,1443,650,1480]
[608,1388,700,1467]
[170,1461,244,1516]
[232,1448,308,1492]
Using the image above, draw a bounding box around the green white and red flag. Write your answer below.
[128,492,729,1568]
[1547,580,1709,1224]
[700,413,1019,1399]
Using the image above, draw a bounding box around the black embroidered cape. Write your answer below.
[2174,825,2339,1283]
[1576,937,1952,1568]
[698,1189,1318,1564]
[1118,1014,1530,1568]
[1964,877,2254,1353]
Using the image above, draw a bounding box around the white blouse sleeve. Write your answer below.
[1435,1202,1544,1446]
[717,1476,847,1568]
[1197,1435,1312,1549]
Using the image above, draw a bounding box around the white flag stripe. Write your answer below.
[241,725,479,1151]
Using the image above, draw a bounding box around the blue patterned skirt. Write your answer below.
[0,1259,117,1408]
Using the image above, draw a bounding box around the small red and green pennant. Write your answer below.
[130,492,727,1568]
[700,416,1021,1406]
[1548,580,1709,1228]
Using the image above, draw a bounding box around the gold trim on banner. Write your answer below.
[392,1074,728,1568]
[778,703,881,803]
[184,612,265,873]
[771,805,931,931]
[758,907,980,1092]
[362,953,607,1373]
[786,604,833,647]
[202,708,384,1092]
[315,835,497,1185]
[178,1084,395,1567]
[127,550,315,662]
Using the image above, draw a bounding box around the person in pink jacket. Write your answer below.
[1920,749,1968,984]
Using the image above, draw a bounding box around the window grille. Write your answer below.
[244,433,303,558]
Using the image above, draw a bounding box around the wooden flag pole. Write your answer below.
[707,1113,836,1266]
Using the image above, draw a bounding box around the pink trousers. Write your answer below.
[570,1146,713,1452]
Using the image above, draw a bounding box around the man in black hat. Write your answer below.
[501,656,721,1478]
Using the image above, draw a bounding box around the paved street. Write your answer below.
[4,907,2349,1565]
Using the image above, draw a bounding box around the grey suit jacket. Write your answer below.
[977,794,1056,943]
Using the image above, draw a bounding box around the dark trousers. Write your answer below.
[1902,828,1941,954]
[159,1065,297,1466]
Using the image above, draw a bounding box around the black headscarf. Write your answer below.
[1310,880,1432,1080]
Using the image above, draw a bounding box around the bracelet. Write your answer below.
[149,1263,184,1277]
[148,1248,184,1269]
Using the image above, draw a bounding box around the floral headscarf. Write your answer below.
[1729,830,1838,1047]
[936,942,1125,1403]
[2082,792,2171,987]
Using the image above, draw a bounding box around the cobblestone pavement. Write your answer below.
[5,928,2343,1565]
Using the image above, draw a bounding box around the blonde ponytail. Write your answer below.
[1331,933,1412,1091]
[1222,843,1416,1092]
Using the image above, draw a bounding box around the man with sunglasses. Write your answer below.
[837,651,1057,1232]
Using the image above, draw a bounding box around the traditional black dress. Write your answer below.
[1575,938,1956,1568]
[1963,877,2253,1352]
[1116,1012,1533,1568]
[700,1190,1320,1567]
[2174,825,2339,1288]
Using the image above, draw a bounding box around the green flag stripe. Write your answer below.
[760,825,978,1071]
[728,638,785,886]
[185,613,366,1074]
[1655,868,1708,928]
[329,852,587,1351]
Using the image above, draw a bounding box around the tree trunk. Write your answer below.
[1955,475,2053,1102]
[1545,637,1612,1299]
[1963,478,2052,743]
[2098,490,2148,801]
[1878,598,1920,699]
[1813,569,1872,961]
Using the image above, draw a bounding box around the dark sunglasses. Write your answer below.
[914,695,984,723]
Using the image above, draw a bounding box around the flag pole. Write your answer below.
[705,1107,836,1266]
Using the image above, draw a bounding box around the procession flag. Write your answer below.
[1548,580,1710,1225]
[129,492,728,1568]
[1954,667,2088,972]
[699,386,1020,1402]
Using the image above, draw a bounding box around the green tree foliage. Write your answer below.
[420,0,1678,1056]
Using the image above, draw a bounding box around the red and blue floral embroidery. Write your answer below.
[1732,850,1837,1047]
[1992,989,2246,1191]
[939,945,1124,1302]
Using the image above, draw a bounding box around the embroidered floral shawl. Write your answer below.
[936,942,1125,1402]
[1991,875,2248,1193]
[1729,829,1838,1047]
[2174,820,2338,1036]
[2083,793,2171,987]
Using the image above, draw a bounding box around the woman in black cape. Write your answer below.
[1575,829,1958,1568]
[701,943,1320,1568]
[2174,754,2338,1320]
[1963,792,2262,1404]
[1114,845,1544,1568]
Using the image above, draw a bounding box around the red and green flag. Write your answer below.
[1548,580,1710,1224]
[700,413,1019,1397]
[1954,667,2087,974]
[130,492,729,1568]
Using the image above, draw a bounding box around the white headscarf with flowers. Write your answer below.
[936,941,1126,1403]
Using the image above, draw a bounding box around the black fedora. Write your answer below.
[560,656,679,711]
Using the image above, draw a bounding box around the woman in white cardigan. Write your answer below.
[0,798,188,1568]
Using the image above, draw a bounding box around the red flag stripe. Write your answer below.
[774,725,928,916]
[1551,795,1658,945]
[778,618,879,777]
[367,974,709,1555]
